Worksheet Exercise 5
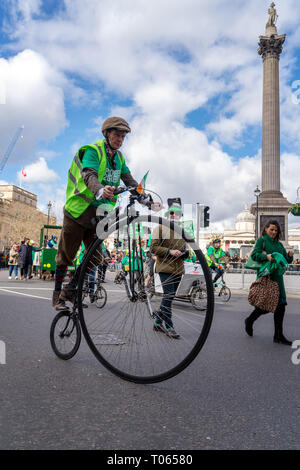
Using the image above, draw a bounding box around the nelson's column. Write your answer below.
[251,3,290,242]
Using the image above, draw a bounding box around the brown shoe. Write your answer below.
[165,328,181,339]
[52,290,70,311]
[60,287,88,308]
[153,323,167,334]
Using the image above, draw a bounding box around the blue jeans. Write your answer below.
[9,265,18,277]
[210,266,224,283]
[157,273,181,329]
[88,266,97,294]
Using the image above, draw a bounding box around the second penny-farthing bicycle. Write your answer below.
[50,186,214,384]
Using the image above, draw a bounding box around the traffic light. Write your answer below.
[204,206,210,227]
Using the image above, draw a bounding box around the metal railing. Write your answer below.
[227,262,300,274]
[224,263,300,294]
[108,262,123,272]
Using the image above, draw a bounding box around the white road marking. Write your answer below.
[0,286,53,290]
[0,288,50,300]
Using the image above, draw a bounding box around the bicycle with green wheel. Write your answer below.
[213,269,231,302]
[50,186,214,384]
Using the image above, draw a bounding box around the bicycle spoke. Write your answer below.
[77,215,214,383]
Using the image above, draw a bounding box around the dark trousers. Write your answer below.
[247,303,286,336]
[210,266,224,282]
[157,273,181,329]
[21,264,32,278]
[54,214,97,292]
[99,263,108,281]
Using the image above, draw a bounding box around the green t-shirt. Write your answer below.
[207,246,226,262]
[121,250,146,270]
[82,146,131,207]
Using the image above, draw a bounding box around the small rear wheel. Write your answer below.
[219,285,231,302]
[191,286,207,311]
[50,311,81,360]
[95,285,107,309]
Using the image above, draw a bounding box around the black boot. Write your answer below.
[273,304,292,346]
[273,335,292,345]
[245,307,265,337]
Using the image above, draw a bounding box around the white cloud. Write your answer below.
[7,0,300,149]
[0,49,67,160]
[18,157,59,183]
[124,117,261,223]
[2,0,300,228]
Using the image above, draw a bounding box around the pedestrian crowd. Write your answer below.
[226,253,300,270]
[4,238,41,280]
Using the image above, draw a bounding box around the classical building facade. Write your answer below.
[0,185,56,249]
[197,204,300,256]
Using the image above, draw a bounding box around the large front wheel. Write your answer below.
[77,215,214,384]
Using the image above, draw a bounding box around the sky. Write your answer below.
[0,0,300,231]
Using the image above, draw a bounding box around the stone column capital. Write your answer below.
[258,34,286,60]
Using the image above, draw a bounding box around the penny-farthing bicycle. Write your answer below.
[50,187,214,384]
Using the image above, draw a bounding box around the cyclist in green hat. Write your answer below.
[150,200,188,339]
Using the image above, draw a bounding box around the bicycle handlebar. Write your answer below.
[113,186,151,205]
[113,185,164,206]
[113,186,136,196]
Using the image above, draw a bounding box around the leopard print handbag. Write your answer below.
[248,276,279,313]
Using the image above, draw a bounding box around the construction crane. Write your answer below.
[0,125,24,174]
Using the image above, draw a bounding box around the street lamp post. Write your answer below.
[46,201,52,245]
[254,186,261,240]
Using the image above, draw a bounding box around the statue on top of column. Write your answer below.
[266,2,278,28]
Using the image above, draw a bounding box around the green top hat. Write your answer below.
[164,202,183,217]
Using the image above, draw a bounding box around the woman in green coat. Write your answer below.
[244,220,294,345]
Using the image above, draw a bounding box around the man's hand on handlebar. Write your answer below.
[102,185,115,199]
[100,185,164,212]
[148,201,163,212]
